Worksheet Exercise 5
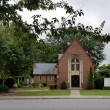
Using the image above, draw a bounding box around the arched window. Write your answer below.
[71,58,75,63]
[71,57,80,71]
[76,58,79,62]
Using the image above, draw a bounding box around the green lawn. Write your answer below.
[15,87,49,90]
[80,90,110,96]
[16,90,71,96]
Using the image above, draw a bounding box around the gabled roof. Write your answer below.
[33,63,57,75]
[56,38,95,67]
[58,54,63,60]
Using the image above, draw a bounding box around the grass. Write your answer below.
[80,90,110,96]
[15,90,71,96]
[15,87,49,90]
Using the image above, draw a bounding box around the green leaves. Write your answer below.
[0,0,85,41]
[47,27,105,66]
[0,24,35,77]
[95,64,110,79]
[0,0,110,42]
[86,67,94,89]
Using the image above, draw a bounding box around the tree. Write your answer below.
[1,0,110,42]
[0,24,35,77]
[34,40,58,63]
[94,64,110,89]
[86,67,94,89]
[95,64,110,77]
[60,81,67,90]
[47,33,105,66]
[0,0,84,39]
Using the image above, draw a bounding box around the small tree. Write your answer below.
[86,67,94,89]
[60,81,67,90]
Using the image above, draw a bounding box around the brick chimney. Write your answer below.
[33,61,36,68]
[60,48,64,54]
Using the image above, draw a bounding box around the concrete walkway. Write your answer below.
[70,90,80,97]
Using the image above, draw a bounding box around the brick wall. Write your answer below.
[57,38,95,89]
[33,75,56,86]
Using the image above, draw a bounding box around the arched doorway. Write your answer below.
[71,75,79,87]
[68,55,83,88]
[71,57,80,87]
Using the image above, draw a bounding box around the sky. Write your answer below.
[18,0,110,65]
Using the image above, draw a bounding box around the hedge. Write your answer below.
[0,85,9,92]
[49,84,56,90]
[41,82,47,87]
[32,82,39,88]
[94,76,104,89]
[103,86,110,90]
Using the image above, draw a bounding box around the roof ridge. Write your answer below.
[56,38,95,67]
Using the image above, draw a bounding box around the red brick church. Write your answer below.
[33,38,95,89]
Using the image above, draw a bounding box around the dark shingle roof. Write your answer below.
[33,63,57,75]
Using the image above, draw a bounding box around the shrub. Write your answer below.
[60,81,67,90]
[32,82,39,88]
[36,83,39,88]
[41,82,47,87]
[94,76,104,89]
[49,84,56,90]
[5,78,14,88]
[103,86,110,90]
[0,79,3,85]
[32,83,36,88]
[17,84,22,88]
[39,83,43,88]
[13,84,18,88]
[0,85,9,92]
[86,67,94,89]
[19,80,23,86]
